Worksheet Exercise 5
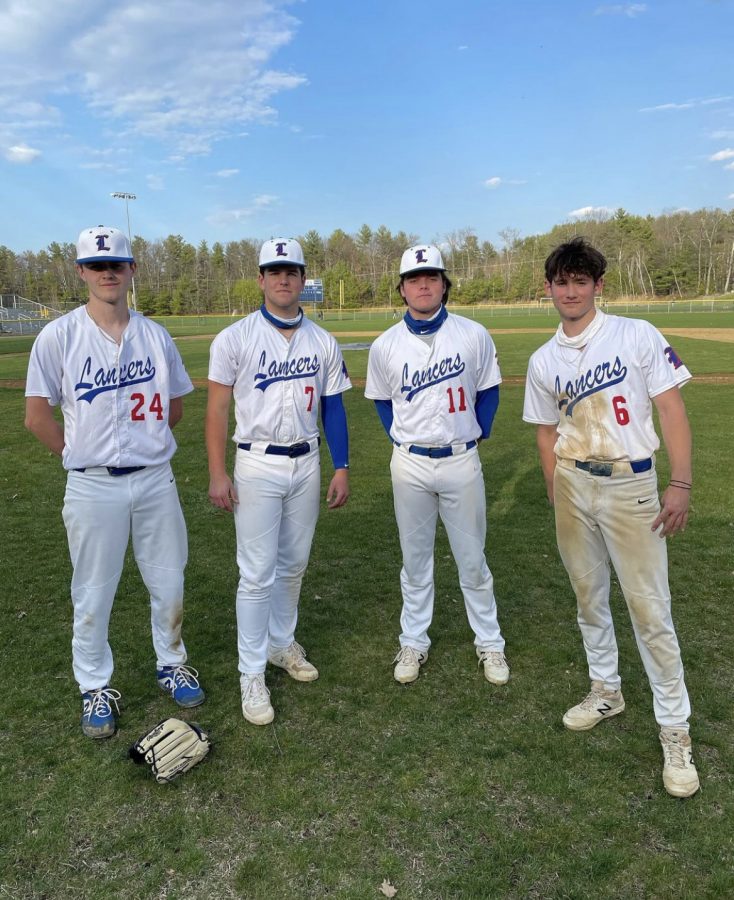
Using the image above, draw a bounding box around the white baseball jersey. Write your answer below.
[208,310,351,443]
[25,306,193,470]
[523,313,691,461]
[365,313,501,445]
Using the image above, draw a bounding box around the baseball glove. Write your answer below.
[129,718,211,784]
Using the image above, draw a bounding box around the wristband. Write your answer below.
[669,481,692,490]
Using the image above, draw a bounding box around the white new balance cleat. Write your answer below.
[563,680,625,731]
[393,646,428,684]
[659,728,700,798]
[240,673,275,725]
[268,641,319,682]
[477,648,510,685]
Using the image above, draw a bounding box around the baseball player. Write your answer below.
[206,238,351,725]
[24,226,204,740]
[365,245,509,686]
[523,236,699,798]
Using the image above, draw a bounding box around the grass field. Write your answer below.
[1,310,732,898]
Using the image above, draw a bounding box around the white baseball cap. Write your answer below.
[399,244,446,276]
[76,226,134,264]
[259,238,306,270]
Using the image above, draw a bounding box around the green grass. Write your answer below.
[1,312,732,898]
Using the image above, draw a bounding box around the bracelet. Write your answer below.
[669,481,692,490]
[669,479,692,487]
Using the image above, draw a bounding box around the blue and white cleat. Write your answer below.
[157,664,206,708]
[81,686,121,739]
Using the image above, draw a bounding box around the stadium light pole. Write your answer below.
[111,191,137,311]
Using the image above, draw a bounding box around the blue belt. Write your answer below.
[73,466,146,476]
[238,438,320,459]
[407,440,477,459]
[575,458,652,477]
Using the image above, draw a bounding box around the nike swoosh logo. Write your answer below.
[637,498,652,504]
[170,477,175,483]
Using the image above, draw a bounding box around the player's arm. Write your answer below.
[320,393,350,509]
[25,396,64,456]
[475,386,500,440]
[651,386,692,537]
[535,424,559,505]
[205,381,238,512]
[372,399,394,439]
[169,396,183,428]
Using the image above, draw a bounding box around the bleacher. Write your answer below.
[0,295,64,335]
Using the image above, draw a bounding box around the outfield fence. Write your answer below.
[149,296,734,334]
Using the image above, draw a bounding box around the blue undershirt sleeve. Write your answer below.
[373,399,394,440]
[475,386,500,439]
[320,393,349,469]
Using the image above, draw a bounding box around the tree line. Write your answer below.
[2,207,733,315]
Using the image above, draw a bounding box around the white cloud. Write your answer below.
[458,45,468,51]
[725,161,734,171]
[729,194,734,200]
[569,206,614,219]
[146,174,164,191]
[640,101,695,113]
[641,97,730,113]
[710,148,734,161]
[594,4,647,17]
[5,143,41,163]
[206,193,278,226]
[216,168,240,178]
[0,1,306,157]
[483,176,526,189]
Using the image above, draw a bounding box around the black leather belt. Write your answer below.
[73,466,146,476]
[575,458,652,477]
[407,440,477,459]
[238,438,320,459]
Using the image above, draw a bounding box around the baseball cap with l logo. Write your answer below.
[259,238,306,270]
[76,226,134,264]
[400,244,446,276]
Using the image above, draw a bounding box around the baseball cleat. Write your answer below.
[659,728,700,798]
[81,686,121,739]
[268,641,319,682]
[157,664,205,708]
[240,673,275,725]
[393,646,428,684]
[477,648,510,685]
[563,681,625,731]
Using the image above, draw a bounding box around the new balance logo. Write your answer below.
[598,703,612,715]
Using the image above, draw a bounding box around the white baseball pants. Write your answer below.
[62,463,188,693]
[233,447,321,675]
[390,445,505,653]
[553,459,691,727]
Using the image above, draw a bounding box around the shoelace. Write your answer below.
[287,641,308,664]
[243,675,270,704]
[168,665,200,688]
[578,689,607,710]
[478,651,506,668]
[85,687,121,718]
[394,646,422,666]
[662,733,691,768]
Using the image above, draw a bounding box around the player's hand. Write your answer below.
[326,469,349,509]
[651,484,690,538]
[545,480,555,507]
[208,473,239,512]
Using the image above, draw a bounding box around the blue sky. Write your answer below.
[1,0,732,253]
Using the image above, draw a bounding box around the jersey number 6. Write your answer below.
[612,395,630,426]
[131,392,164,421]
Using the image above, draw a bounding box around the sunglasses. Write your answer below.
[83,261,129,272]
